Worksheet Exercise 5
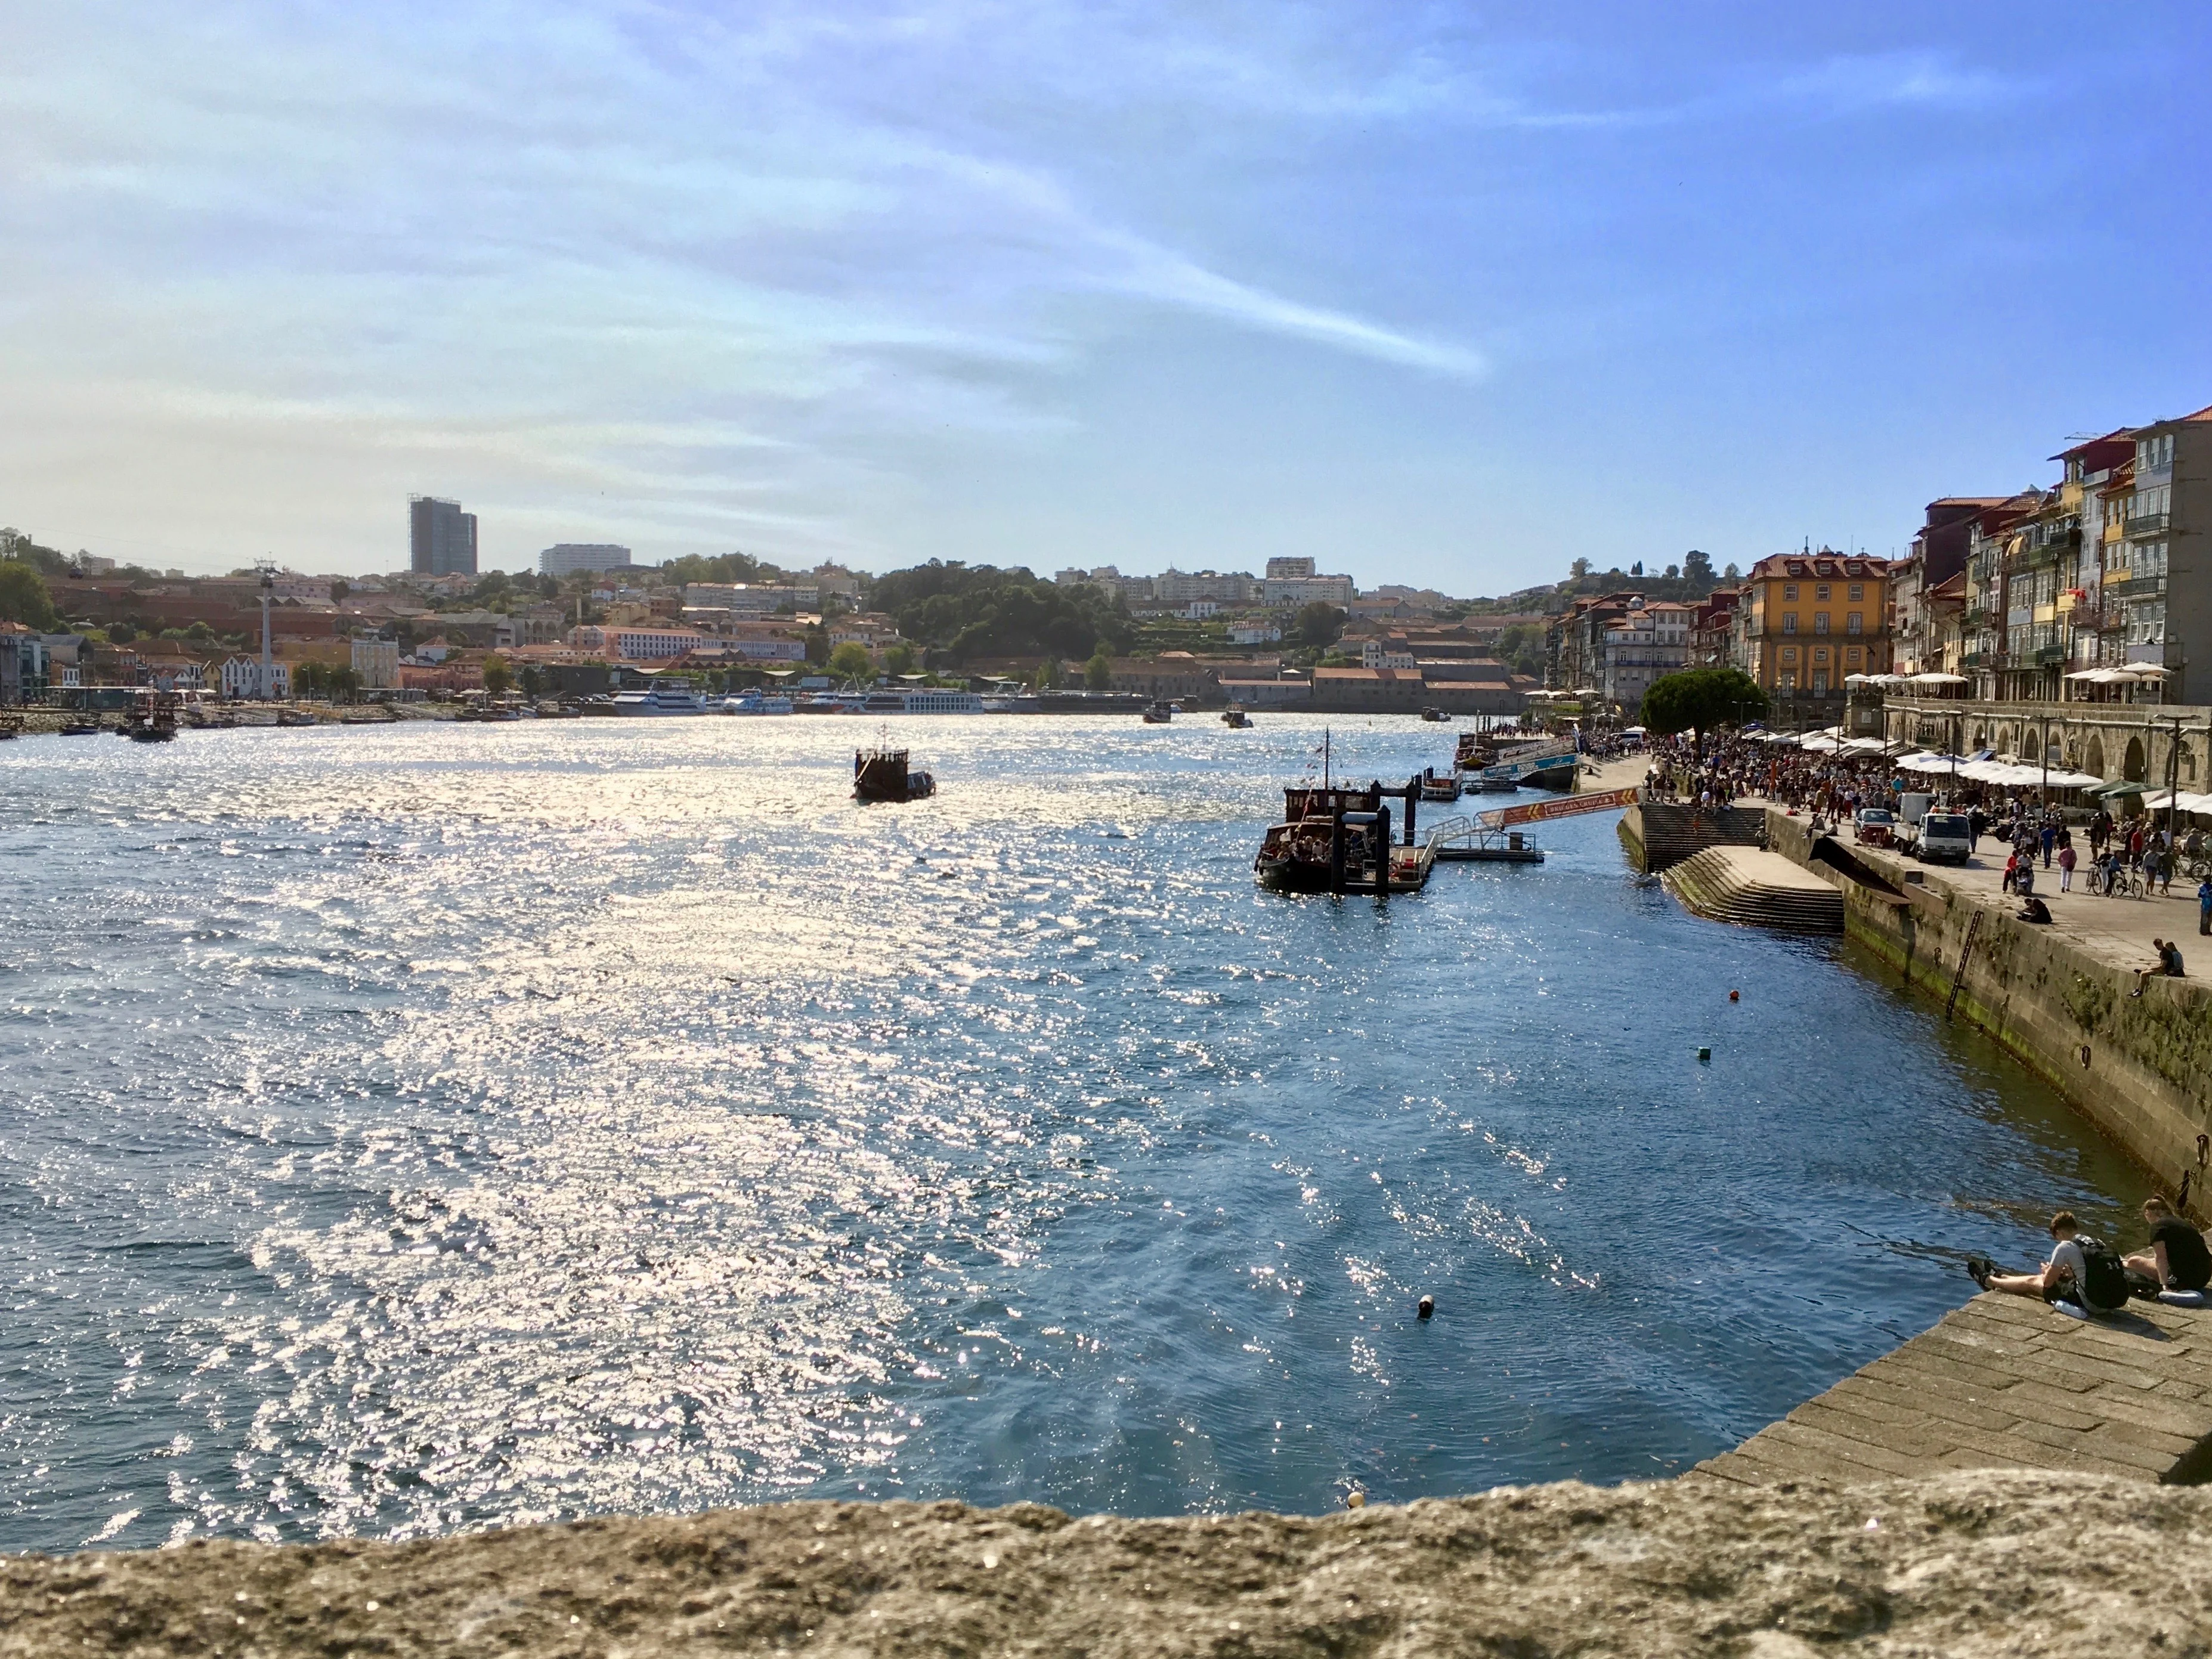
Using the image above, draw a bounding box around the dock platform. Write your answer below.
[1693,1292,2212,1490]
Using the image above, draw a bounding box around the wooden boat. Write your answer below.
[1421,707,1449,722]
[274,708,319,728]
[1220,704,1252,729]
[1141,699,1173,724]
[1417,766,1462,802]
[123,690,181,742]
[58,719,102,736]
[854,744,936,802]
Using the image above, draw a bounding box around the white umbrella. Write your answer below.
[2045,770,2106,790]
[1911,671,1969,686]
[1841,736,1888,755]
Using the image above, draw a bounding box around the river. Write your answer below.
[0,714,2143,1549]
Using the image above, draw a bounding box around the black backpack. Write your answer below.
[2072,1236,2130,1311]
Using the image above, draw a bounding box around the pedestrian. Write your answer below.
[2058,839,2077,893]
[2200,874,2211,937]
[2001,851,2018,894]
[2040,819,2056,868]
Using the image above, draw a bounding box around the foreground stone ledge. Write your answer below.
[4,1470,2209,1657]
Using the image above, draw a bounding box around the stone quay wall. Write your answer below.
[1766,809,2212,1215]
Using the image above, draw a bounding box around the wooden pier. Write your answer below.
[1692,1292,2212,1490]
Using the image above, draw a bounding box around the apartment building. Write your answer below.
[1739,553,1892,698]
[1600,600,1691,710]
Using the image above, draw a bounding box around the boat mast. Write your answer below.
[1323,728,1331,790]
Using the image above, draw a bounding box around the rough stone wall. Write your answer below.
[1,1471,2205,1657]
[1764,809,2212,1214]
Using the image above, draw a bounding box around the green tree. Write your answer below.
[1085,648,1113,691]
[0,561,59,631]
[481,653,513,694]
[1033,656,1062,691]
[519,664,546,698]
[828,641,875,682]
[883,642,918,677]
[804,624,830,666]
[1292,602,1345,650]
[1640,667,1766,752]
[109,620,137,644]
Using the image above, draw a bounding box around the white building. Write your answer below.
[1360,637,1417,670]
[1183,600,1220,620]
[1265,556,1317,579]
[683,581,819,615]
[576,623,705,661]
[220,656,290,699]
[351,636,401,689]
[1261,574,1357,608]
[1228,622,1282,645]
[1600,601,1691,710]
[541,543,633,577]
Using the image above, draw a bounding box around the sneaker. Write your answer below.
[1966,1255,1994,1291]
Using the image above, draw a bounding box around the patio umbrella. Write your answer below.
[1912,672,1969,686]
[2096,781,2151,798]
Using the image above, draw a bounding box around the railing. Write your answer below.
[2033,645,2066,666]
[2103,575,2165,599]
[2125,512,2171,537]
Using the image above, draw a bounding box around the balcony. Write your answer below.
[2105,575,2166,599]
[2125,511,2171,537]
[2033,644,2066,666]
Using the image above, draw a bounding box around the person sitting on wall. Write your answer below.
[2016,895,2052,924]
[2130,938,2185,997]
[1969,1211,2129,1313]
[2124,1196,2212,1295]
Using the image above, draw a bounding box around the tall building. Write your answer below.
[410,496,478,577]
[1265,556,1317,579]
[540,543,632,577]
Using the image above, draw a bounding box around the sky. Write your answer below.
[1,2,2208,591]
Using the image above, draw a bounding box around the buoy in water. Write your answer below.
[1417,1295,1434,1320]
[1346,1491,1366,1509]
[1728,989,1740,1002]
[1697,1047,1712,1062]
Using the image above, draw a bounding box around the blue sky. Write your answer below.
[1,2,2207,590]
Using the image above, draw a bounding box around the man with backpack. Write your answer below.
[1969,1211,2130,1313]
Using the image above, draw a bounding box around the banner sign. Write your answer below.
[1477,785,1641,830]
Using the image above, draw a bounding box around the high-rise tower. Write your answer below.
[409,496,479,576]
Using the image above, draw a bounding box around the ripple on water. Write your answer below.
[0,717,2146,1548]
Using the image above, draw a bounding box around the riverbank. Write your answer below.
[1761,809,2212,1217]
[3,1469,2204,1657]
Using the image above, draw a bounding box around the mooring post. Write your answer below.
[1404,776,1418,846]
[1330,798,1346,895]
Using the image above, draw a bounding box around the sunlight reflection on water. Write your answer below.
[0,716,2142,1547]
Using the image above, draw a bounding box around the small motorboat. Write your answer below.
[1221,704,1252,729]
[1418,766,1462,802]
[1141,699,1173,724]
[58,720,102,736]
[1421,707,1450,722]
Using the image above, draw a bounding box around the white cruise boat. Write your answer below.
[859,689,985,714]
[719,694,795,715]
[610,682,708,715]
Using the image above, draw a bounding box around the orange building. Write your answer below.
[1740,553,1892,698]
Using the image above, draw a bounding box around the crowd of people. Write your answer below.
[1639,729,2212,934]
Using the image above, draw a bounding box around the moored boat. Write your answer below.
[1418,766,1462,801]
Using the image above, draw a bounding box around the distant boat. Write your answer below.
[1421,707,1450,722]
[854,742,936,802]
[859,689,985,714]
[1141,699,1173,724]
[719,693,795,715]
[1221,704,1252,729]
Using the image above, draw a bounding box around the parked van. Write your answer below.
[1898,791,1933,827]
[1913,812,1973,865]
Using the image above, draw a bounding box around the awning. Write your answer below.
[2096,781,2151,798]
[1911,672,1969,686]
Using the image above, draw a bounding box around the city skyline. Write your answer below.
[2,4,2208,586]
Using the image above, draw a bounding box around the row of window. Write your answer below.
[1780,583,1867,602]
[1779,612,1866,634]
[1775,645,1865,664]
[2136,432,2175,474]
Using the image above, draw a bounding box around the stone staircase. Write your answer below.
[1661,846,1846,934]
[1619,802,1768,874]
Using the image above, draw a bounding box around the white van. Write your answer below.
[1913,812,1974,865]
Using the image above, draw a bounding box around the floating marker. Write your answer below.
[1346,1491,1366,1509]
[1697,1047,1712,1062]
[1417,1295,1434,1320]
[1728,989,1740,1002]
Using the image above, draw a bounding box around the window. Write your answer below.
[1811,670,1830,694]
[1783,614,1798,634]
[1781,645,1798,663]
[1846,645,1863,662]
[1815,585,1831,601]
[1783,584,1798,601]
[1846,612,1863,634]
[1848,584,1864,602]
[1814,612,1830,634]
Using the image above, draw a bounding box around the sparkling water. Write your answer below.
[0,716,2138,1549]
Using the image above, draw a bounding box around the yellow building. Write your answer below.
[1741,553,1892,698]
